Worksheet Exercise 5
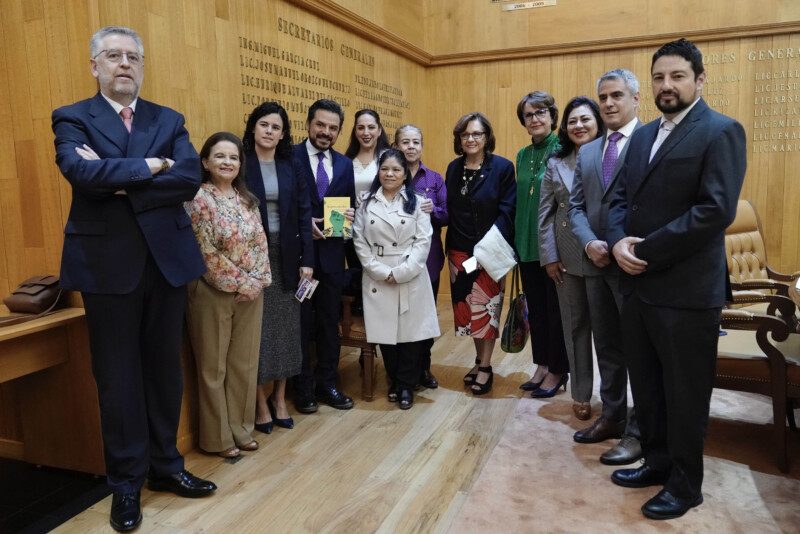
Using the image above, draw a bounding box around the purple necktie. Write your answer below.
[602,131,623,188]
[315,152,329,199]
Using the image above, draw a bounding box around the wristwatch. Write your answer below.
[159,157,170,173]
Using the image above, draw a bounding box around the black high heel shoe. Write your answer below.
[398,389,413,410]
[530,374,568,398]
[471,366,493,395]
[463,357,481,386]
[267,396,294,429]
[254,420,273,434]
[387,382,399,403]
[519,377,544,391]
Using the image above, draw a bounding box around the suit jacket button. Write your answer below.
[371,288,377,293]
[632,205,639,211]
[370,220,374,224]
[392,242,397,246]
[561,221,567,227]
[560,202,565,207]
[401,220,405,224]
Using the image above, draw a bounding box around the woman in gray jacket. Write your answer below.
[538,96,604,418]
[353,149,440,409]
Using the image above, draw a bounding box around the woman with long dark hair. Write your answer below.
[345,108,391,202]
[538,96,604,414]
[243,102,313,434]
[352,149,440,409]
[185,132,271,458]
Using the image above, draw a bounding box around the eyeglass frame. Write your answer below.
[523,108,551,123]
[459,131,486,141]
[92,49,145,65]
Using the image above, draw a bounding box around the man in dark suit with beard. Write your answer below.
[292,99,356,413]
[607,38,746,520]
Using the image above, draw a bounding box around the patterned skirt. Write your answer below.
[258,233,303,383]
[447,249,505,339]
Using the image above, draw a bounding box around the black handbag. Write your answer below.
[501,266,529,353]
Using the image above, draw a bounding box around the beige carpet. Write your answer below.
[450,387,800,533]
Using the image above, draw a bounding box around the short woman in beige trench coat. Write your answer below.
[353,149,441,410]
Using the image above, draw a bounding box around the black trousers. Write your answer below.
[621,293,720,499]
[298,270,344,392]
[419,277,440,375]
[519,261,569,374]
[82,254,186,494]
[381,340,426,391]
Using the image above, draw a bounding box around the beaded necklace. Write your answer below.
[460,158,484,196]
[527,134,558,196]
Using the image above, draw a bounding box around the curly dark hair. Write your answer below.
[242,102,293,159]
[553,96,604,160]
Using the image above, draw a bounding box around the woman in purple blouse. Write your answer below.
[394,124,448,390]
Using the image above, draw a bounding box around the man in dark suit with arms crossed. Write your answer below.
[292,99,357,413]
[52,26,216,532]
[607,38,746,519]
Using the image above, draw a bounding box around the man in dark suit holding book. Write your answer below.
[292,99,356,412]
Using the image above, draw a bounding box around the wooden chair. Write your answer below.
[339,295,377,401]
[717,306,799,471]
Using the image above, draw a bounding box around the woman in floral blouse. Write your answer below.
[185,131,271,459]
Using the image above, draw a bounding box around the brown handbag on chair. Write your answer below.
[0,275,65,327]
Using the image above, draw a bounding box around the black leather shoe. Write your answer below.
[110,492,142,532]
[388,383,399,403]
[419,370,439,389]
[611,464,670,488]
[294,394,318,414]
[519,378,544,391]
[600,435,643,465]
[642,489,703,520]
[573,415,625,443]
[147,470,217,498]
[268,396,294,429]
[315,386,354,410]
[398,389,413,410]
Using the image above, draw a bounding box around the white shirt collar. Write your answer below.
[609,117,638,139]
[661,97,700,127]
[100,92,138,115]
[305,138,330,161]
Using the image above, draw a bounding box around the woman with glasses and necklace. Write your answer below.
[514,91,570,398]
[447,113,516,395]
[538,96,604,416]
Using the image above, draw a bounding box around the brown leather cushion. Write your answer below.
[717,328,800,388]
[725,200,768,283]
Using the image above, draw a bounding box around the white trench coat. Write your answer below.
[352,188,441,345]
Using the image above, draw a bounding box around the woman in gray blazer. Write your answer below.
[538,96,604,418]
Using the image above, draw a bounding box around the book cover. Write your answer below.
[323,197,351,238]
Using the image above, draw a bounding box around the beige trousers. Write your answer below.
[186,278,262,452]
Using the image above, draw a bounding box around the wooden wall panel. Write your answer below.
[424,0,800,57]
[423,34,800,274]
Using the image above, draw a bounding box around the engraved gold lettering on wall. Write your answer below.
[238,16,411,142]
[748,48,800,153]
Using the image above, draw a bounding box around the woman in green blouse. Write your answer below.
[514,91,569,398]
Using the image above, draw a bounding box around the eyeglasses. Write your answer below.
[93,49,144,65]
[523,108,550,122]
[460,132,486,141]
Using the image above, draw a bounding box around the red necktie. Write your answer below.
[120,107,133,133]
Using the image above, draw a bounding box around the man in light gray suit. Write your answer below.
[568,69,642,465]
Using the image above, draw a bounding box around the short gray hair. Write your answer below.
[596,68,639,95]
[394,124,423,145]
[89,26,144,58]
